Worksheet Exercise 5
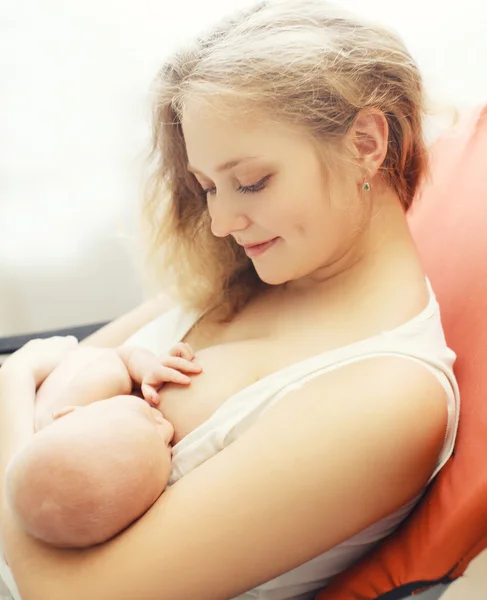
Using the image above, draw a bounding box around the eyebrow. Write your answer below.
[187,156,259,175]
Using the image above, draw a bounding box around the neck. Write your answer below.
[284,189,425,299]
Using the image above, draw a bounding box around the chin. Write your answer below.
[254,268,290,286]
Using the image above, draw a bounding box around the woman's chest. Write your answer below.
[154,295,366,444]
[157,340,266,444]
[156,329,340,445]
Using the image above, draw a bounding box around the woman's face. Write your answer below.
[182,101,369,286]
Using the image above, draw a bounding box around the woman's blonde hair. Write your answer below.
[142,0,428,319]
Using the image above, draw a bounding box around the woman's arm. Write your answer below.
[0,369,37,503]
[1,355,448,600]
[1,337,78,514]
[82,293,174,348]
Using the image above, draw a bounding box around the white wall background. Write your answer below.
[1,0,486,336]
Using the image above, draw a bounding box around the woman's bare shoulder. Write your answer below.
[81,293,175,348]
[6,354,448,600]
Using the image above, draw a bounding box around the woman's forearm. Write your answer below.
[0,366,36,521]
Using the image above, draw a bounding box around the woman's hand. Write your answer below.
[1,336,79,388]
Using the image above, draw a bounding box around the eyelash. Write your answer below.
[202,175,271,197]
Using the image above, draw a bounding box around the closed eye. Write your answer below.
[237,175,271,194]
[202,175,271,197]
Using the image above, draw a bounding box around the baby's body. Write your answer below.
[4,342,201,548]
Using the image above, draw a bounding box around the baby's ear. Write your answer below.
[52,405,79,420]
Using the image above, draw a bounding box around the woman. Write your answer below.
[0,0,459,598]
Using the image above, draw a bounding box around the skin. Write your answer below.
[5,341,198,548]
[0,103,449,600]
[5,396,174,548]
[34,341,201,431]
[185,107,373,289]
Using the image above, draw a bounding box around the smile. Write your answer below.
[243,238,278,258]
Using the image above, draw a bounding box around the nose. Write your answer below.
[209,197,251,238]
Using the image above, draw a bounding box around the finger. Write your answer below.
[120,347,166,386]
[168,342,195,361]
[141,383,160,406]
[161,356,202,374]
[145,366,192,386]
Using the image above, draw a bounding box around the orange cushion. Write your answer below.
[316,106,487,599]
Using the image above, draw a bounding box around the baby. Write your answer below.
[4,341,201,549]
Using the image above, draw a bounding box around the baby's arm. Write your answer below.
[35,347,132,431]
[35,343,201,431]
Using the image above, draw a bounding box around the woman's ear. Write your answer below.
[349,110,389,178]
[52,405,79,420]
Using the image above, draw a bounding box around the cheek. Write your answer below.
[286,199,331,239]
[259,169,332,237]
[264,191,321,235]
[282,176,332,235]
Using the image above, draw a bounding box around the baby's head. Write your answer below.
[5,395,174,548]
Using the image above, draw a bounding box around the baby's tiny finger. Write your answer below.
[162,356,202,374]
[141,383,160,406]
[168,342,195,361]
[163,368,191,385]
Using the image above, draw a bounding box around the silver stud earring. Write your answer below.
[362,180,371,192]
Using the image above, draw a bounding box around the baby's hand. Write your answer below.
[118,343,202,407]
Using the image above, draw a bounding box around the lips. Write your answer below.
[242,238,278,258]
[243,238,274,249]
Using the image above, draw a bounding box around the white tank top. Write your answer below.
[0,279,460,600]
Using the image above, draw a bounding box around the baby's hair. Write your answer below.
[141,0,428,319]
[5,427,163,548]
